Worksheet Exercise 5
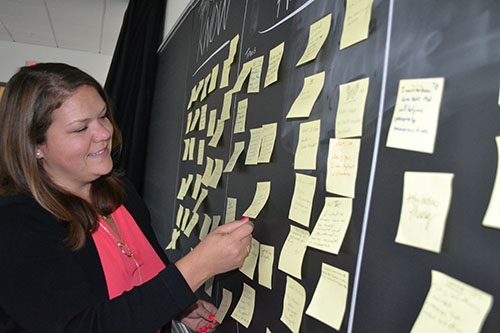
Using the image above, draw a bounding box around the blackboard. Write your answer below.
[143,0,500,332]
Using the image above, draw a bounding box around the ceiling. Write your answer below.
[0,0,129,56]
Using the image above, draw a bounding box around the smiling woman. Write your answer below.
[0,63,254,332]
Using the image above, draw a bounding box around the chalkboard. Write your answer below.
[143,0,500,332]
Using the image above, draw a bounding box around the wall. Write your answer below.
[0,40,112,85]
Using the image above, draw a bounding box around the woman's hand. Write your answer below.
[178,300,218,332]
[175,218,254,291]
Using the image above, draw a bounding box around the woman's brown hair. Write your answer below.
[0,63,126,250]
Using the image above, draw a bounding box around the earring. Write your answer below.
[36,151,41,158]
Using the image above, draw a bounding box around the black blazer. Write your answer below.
[0,180,196,332]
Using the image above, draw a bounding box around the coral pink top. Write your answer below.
[92,205,166,300]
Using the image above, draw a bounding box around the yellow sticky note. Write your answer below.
[193,188,208,213]
[297,13,332,66]
[289,173,317,227]
[185,111,193,134]
[295,119,321,170]
[220,90,233,121]
[201,157,214,186]
[248,56,264,93]
[215,288,233,324]
[336,77,370,138]
[183,212,199,237]
[265,42,285,88]
[258,244,274,289]
[178,174,194,200]
[280,276,306,333]
[180,207,190,232]
[204,276,214,297]
[210,215,221,233]
[340,0,373,50]
[199,105,207,131]
[188,137,196,161]
[233,60,253,93]
[176,204,183,228]
[326,138,361,198]
[199,214,211,240]
[230,283,255,328]
[208,119,225,148]
[200,73,211,101]
[483,136,500,229]
[220,34,240,89]
[190,108,200,132]
[181,139,190,161]
[208,158,224,189]
[395,172,454,253]
[245,127,264,165]
[187,86,197,110]
[278,225,310,279]
[239,238,260,280]
[306,263,349,330]
[224,141,245,173]
[197,139,205,166]
[307,197,353,255]
[176,178,187,200]
[386,77,445,154]
[411,270,493,333]
[191,174,202,200]
[207,109,217,137]
[234,99,248,134]
[165,229,181,250]
[286,72,325,118]
[208,64,219,94]
[258,122,278,163]
[225,197,237,223]
[243,181,271,218]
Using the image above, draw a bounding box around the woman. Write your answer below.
[0,63,253,332]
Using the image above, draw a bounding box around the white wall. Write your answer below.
[0,41,112,85]
[163,0,192,41]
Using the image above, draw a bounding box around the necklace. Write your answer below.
[99,215,143,284]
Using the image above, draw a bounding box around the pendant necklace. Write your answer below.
[99,215,143,284]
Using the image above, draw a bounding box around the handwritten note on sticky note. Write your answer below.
[233,60,253,93]
[182,139,189,161]
[386,77,445,154]
[248,56,264,93]
[395,172,454,253]
[215,288,232,324]
[336,77,370,138]
[225,197,237,223]
[221,90,233,121]
[306,263,349,330]
[295,119,321,170]
[307,197,353,255]
[287,72,325,118]
[185,111,193,135]
[207,109,217,137]
[200,73,210,101]
[208,64,219,94]
[190,108,200,132]
[289,173,317,227]
[184,212,199,237]
[199,214,211,240]
[193,188,208,213]
[411,270,493,333]
[201,157,214,186]
[326,138,361,198]
[265,42,284,88]
[482,136,500,229]
[176,204,183,228]
[181,207,190,231]
[280,276,306,333]
[278,225,310,279]
[208,158,223,189]
[234,98,248,134]
[188,137,196,161]
[210,215,221,232]
[165,229,181,250]
[220,34,240,89]
[297,13,332,66]
[231,283,255,328]
[239,238,260,280]
[224,141,245,173]
[208,119,225,148]
[197,139,205,166]
[340,0,373,50]
[258,244,274,289]
[245,127,263,165]
[258,122,278,163]
[191,174,202,200]
[243,181,271,218]
[199,105,207,131]
[204,276,214,297]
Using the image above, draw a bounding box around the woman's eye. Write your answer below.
[75,126,87,133]
[99,115,108,120]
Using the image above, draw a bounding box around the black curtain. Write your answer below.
[105,0,166,195]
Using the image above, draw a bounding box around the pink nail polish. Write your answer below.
[208,315,214,320]
[207,324,212,328]
[241,216,249,222]
[214,320,218,325]
[198,329,202,333]
[203,327,207,332]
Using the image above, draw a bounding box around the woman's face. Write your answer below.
[37,85,114,198]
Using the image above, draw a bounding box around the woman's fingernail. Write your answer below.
[214,320,218,325]
[198,329,202,333]
[207,324,212,328]
[202,327,207,332]
[208,315,214,320]
[241,216,249,222]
